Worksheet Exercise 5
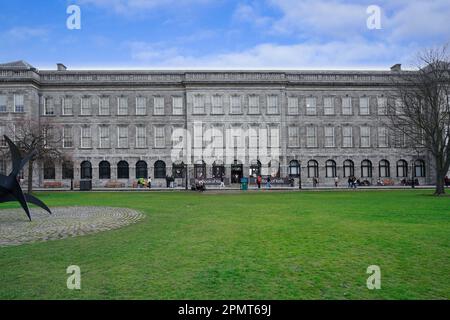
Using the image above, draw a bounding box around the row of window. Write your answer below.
[3,94,399,117]
[35,159,426,181]
[297,159,426,178]
[0,94,24,113]
[55,125,405,150]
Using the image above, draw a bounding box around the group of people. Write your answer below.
[347,176,360,188]
[137,177,152,188]
[256,175,272,189]
[445,176,450,187]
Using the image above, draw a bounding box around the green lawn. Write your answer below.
[0,190,449,300]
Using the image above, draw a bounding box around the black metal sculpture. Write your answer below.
[0,135,51,221]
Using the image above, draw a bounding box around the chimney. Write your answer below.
[57,63,67,71]
[390,64,401,72]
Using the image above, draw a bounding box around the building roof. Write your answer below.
[0,60,34,70]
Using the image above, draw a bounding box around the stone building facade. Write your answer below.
[0,61,432,188]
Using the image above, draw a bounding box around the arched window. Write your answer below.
[212,161,225,178]
[361,160,373,178]
[343,160,354,177]
[268,160,280,178]
[194,160,206,179]
[325,160,337,178]
[154,160,166,179]
[80,161,92,179]
[414,160,426,177]
[249,160,261,177]
[99,161,111,179]
[173,161,185,178]
[379,160,390,177]
[288,160,300,177]
[62,161,74,179]
[136,160,148,179]
[307,160,319,178]
[117,161,129,179]
[43,161,55,180]
[396,159,408,177]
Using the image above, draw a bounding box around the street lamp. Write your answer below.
[411,159,415,189]
[298,161,302,189]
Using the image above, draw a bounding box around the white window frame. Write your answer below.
[80,126,92,149]
[360,126,371,148]
[154,96,165,115]
[359,97,370,115]
[43,97,54,115]
[135,125,146,148]
[172,96,183,115]
[62,126,73,148]
[306,126,317,147]
[378,127,388,147]
[324,127,335,148]
[117,126,129,148]
[230,95,242,114]
[81,97,92,116]
[377,97,387,115]
[342,97,352,115]
[248,95,260,114]
[117,97,128,116]
[267,95,279,115]
[306,97,317,116]
[99,125,110,149]
[287,97,299,115]
[154,126,165,148]
[288,126,299,147]
[14,94,24,113]
[136,97,147,116]
[211,95,223,115]
[193,95,205,114]
[324,97,335,115]
[99,97,110,116]
[0,95,7,113]
[342,126,353,148]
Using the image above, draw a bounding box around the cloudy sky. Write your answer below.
[0,0,449,70]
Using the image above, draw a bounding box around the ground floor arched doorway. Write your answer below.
[231,161,243,183]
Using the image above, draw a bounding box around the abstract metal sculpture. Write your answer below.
[0,135,51,221]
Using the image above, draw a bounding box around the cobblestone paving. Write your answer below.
[0,207,145,247]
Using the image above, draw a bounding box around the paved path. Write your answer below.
[0,207,144,247]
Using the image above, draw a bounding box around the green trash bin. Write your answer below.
[240,177,248,190]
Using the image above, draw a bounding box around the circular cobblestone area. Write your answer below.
[0,207,145,247]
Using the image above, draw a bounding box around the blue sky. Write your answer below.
[0,0,449,70]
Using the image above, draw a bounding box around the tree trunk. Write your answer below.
[27,160,34,194]
[435,170,446,196]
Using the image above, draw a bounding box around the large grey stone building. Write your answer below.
[0,60,432,188]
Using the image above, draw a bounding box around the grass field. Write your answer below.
[0,190,449,300]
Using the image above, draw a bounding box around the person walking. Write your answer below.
[347,176,352,188]
[257,175,262,189]
[334,177,339,187]
[147,177,152,189]
[266,176,271,189]
[220,175,225,188]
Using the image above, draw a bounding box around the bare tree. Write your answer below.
[385,45,450,195]
[1,118,70,193]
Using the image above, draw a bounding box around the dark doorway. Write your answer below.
[231,161,243,183]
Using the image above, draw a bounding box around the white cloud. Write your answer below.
[79,0,213,15]
[4,27,49,40]
[125,39,418,69]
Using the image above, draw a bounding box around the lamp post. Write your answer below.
[185,163,189,190]
[298,161,302,189]
[411,159,415,189]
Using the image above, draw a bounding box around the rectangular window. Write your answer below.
[99,126,110,148]
[136,125,146,148]
[288,126,299,147]
[378,127,388,147]
[287,97,299,115]
[172,96,183,115]
[14,95,24,113]
[324,127,335,147]
[324,97,335,115]
[154,126,165,148]
[44,97,54,115]
[248,95,260,114]
[0,95,7,112]
[268,127,280,148]
[342,97,352,115]
[377,97,387,115]
[154,97,165,115]
[62,97,73,116]
[80,127,92,148]
[193,95,205,114]
[306,126,317,147]
[230,96,242,114]
[211,127,223,149]
[395,98,404,115]
[117,126,129,148]
[248,127,258,150]
[359,97,370,115]
[267,95,279,114]
[81,97,92,116]
[360,126,370,147]
[306,97,316,115]
[117,97,128,116]
[136,97,147,115]
[63,127,73,148]
[99,97,110,116]
[342,126,353,147]
[211,95,223,114]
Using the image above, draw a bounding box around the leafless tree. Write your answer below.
[385,45,450,195]
[1,118,71,193]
